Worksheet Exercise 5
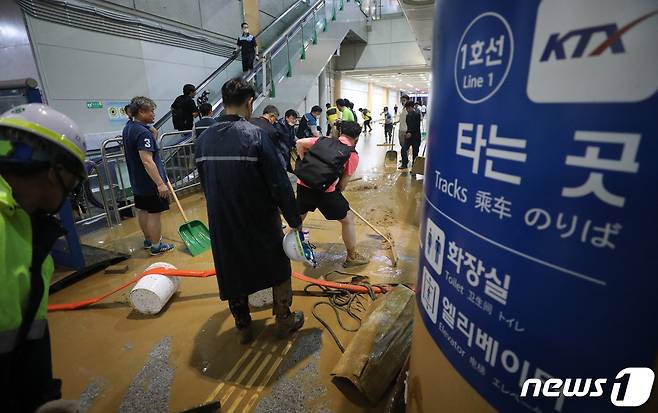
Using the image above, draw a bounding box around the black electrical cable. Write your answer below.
[304,276,383,353]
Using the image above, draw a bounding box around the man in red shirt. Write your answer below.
[295,122,370,267]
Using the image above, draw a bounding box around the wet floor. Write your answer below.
[48,124,424,412]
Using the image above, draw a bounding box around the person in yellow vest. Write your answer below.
[325,102,339,136]
[0,104,87,413]
[359,108,373,133]
[327,102,343,137]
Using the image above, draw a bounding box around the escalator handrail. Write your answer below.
[354,0,369,18]
[261,0,327,57]
[152,0,308,130]
[254,0,307,42]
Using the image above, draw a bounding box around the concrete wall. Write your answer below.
[0,0,40,84]
[103,0,243,39]
[339,77,393,122]
[387,88,399,116]
[334,15,425,70]
[25,16,228,139]
[341,78,368,122]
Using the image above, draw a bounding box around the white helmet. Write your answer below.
[283,230,317,267]
[0,104,87,178]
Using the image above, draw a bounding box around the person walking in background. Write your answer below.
[393,104,398,116]
[194,103,218,131]
[0,104,88,413]
[195,78,304,344]
[400,101,422,170]
[396,94,410,155]
[276,109,300,172]
[325,102,339,136]
[347,101,358,126]
[123,96,174,255]
[295,122,370,268]
[250,104,288,170]
[171,84,199,135]
[297,105,322,139]
[382,106,393,143]
[337,99,353,123]
[335,99,352,138]
[236,22,258,74]
[359,108,372,133]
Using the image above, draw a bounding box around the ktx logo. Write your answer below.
[540,10,657,61]
[527,1,658,103]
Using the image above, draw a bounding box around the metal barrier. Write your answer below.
[99,131,204,227]
[71,161,112,227]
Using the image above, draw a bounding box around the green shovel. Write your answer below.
[167,181,211,256]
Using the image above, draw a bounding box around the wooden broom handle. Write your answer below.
[167,181,189,223]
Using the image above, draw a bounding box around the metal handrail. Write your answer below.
[255,0,307,42]
[73,162,112,227]
[100,137,125,225]
[354,0,370,18]
[100,136,202,226]
[262,0,326,57]
[152,0,309,130]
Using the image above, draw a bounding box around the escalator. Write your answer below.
[93,0,367,227]
[154,0,318,146]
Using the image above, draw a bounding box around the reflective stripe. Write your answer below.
[0,319,48,353]
[195,156,258,163]
[0,118,85,162]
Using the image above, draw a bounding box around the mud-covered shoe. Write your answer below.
[238,325,254,344]
[343,252,370,268]
[276,311,304,338]
[150,242,175,255]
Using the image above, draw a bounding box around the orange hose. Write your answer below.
[291,272,391,294]
[47,267,391,312]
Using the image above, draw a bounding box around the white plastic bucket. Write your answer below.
[129,262,180,315]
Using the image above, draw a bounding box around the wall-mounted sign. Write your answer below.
[418,0,658,412]
[106,100,130,121]
[86,101,103,109]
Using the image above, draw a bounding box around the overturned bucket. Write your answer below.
[129,262,180,315]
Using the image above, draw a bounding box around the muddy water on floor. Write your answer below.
[49,126,423,412]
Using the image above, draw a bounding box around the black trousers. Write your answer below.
[242,55,255,72]
[384,124,393,141]
[401,137,421,167]
[363,120,372,131]
[228,278,293,329]
[1,327,62,413]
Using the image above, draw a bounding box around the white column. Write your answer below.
[318,65,328,131]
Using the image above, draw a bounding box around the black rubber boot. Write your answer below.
[275,311,304,338]
[238,324,254,344]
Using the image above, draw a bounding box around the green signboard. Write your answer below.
[86,101,103,109]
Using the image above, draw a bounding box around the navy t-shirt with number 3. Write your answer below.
[122,120,168,196]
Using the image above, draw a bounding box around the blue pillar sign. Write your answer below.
[418,1,657,412]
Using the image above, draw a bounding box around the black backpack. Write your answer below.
[295,137,356,191]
